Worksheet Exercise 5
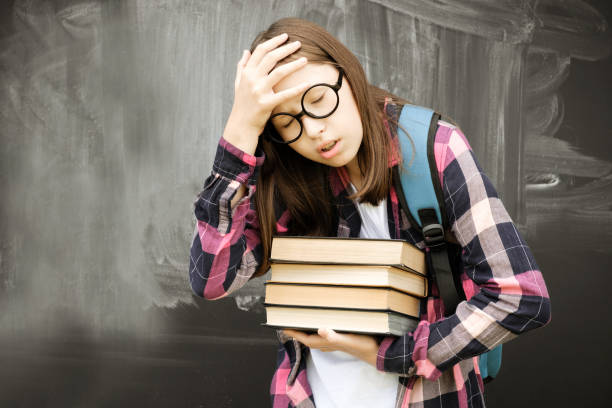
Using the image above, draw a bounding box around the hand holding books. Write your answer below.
[281,327,380,367]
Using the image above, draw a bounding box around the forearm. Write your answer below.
[189,136,266,299]
[230,183,247,209]
[375,126,551,379]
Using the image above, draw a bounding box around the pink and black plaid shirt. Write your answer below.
[189,102,551,407]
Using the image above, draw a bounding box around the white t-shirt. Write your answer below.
[306,183,399,408]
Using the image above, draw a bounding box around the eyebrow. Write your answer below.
[272,69,340,115]
[272,80,331,115]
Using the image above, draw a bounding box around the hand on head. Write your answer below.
[223,33,313,155]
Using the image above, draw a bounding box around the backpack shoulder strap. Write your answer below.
[393,103,502,382]
[394,103,446,232]
[393,103,462,316]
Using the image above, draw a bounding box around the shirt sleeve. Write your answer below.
[375,124,552,379]
[189,136,266,300]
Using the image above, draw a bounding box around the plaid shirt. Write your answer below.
[190,102,551,407]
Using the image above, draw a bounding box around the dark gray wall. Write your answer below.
[0,0,610,406]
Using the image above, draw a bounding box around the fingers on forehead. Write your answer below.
[257,33,288,50]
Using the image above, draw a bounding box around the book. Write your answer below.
[270,236,425,275]
[269,263,427,298]
[264,281,421,317]
[262,303,418,336]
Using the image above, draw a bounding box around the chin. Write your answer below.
[324,153,352,168]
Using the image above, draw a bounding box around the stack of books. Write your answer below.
[261,236,427,336]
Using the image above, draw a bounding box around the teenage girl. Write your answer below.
[189,17,551,408]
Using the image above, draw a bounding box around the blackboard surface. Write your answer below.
[0,0,610,406]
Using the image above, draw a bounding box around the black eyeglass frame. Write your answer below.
[267,67,344,144]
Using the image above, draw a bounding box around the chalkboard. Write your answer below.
[0,0,610,406]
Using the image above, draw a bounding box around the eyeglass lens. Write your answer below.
[270,84,339,142]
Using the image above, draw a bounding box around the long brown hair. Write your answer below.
[251,18,410,278]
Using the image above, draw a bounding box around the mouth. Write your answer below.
[318,140,338,153]
[317,139,342,159]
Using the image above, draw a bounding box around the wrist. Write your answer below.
[222,119,261,156]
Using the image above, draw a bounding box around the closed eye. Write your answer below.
[311,95,324,104]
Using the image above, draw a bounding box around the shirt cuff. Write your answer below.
[376,337,395,371]
[212,136,266,186]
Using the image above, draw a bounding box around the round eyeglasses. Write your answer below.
[267,68,344,144]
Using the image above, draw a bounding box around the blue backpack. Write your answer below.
[393,103,503,383]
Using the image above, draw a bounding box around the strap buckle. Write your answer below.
[422,223,445,248]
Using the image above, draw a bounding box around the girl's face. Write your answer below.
[270,63,363,170]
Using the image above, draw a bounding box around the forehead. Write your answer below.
[271,63,338,114]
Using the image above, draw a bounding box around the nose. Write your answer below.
[301,115,326,139]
